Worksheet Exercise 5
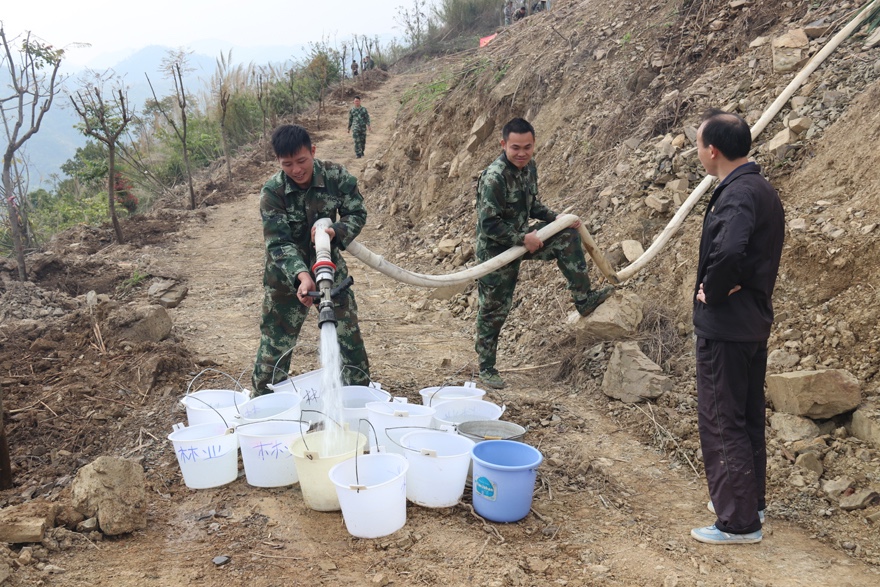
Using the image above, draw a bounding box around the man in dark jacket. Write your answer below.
[691,109,784,545]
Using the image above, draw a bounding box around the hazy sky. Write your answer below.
[3,0,409,66]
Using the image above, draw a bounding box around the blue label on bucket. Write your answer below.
[475,476,496,501]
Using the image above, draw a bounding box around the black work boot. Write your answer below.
[478,369,505,390]
[575,285,615,317]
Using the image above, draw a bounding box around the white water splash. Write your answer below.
[318,321,347,456]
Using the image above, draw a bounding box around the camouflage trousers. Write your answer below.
[475,226,592,372]
[352,128,367,157]
[251,282,371,396]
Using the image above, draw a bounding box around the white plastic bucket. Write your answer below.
[268,368,323,401]
[342,384,391,445]
[232,392,302,425]
[237,420,310,487]
[431,399,505,431]
[329,453,409,538]
[290,430,367,511]
[365,401,436,455]
[168,422,238,489]
[419,381,486,406]
[401,430,474,508]
[180,389,249,428]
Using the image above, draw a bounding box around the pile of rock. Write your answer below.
[0,281,79,324]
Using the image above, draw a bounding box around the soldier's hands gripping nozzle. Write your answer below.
[308,218,353,327]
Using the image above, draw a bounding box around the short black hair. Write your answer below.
[271,124,312,158]
[502,117,535,141]
[700,109,751,160]
[354,95,361,100]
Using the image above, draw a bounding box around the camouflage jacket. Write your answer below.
[476,152,557,255]
[348,106,371,132]
[260,159,367,288]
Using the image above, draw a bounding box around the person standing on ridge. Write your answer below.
[351,59,359,77]
[251,124,371,396]
[690,109,784,545]
[474,117,614,390]
[348,96,371,159]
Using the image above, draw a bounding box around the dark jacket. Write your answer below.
[693,162,784,342]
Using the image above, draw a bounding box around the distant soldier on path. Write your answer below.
[504,1,514,25]
[351,59,359,77]
[348,96,371,159]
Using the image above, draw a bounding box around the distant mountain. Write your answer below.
[11,43,308,189]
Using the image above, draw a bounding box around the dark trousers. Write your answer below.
[696,336,767,534]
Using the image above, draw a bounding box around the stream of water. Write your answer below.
[318,321,347,456]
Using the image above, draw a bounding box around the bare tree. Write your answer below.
[339,42,349,86]
[254,67,269,141]
[304,40,339,129]
[69,71,134,244]
[0,25,63,280]
[212,50,235,186]
[146,49,196,209]
[395,0,431,49]
[352,34,366,74]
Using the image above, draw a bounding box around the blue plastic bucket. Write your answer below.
[471,440,542,522]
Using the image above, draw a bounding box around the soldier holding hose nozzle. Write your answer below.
[251,124,371,396]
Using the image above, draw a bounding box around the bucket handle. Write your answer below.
[296,409,346,454]
[424,380,498,406]
[269,348,301,395]
[178,393,232,430]
[424,384,452,407]
[234,417,312,431]
[355,418,382,454]
[349,419,386,491]
[267,344,320,395]
[233,367,253,393]
[381,425,442,454]
[185,367,247,395]
[341,364,378,389]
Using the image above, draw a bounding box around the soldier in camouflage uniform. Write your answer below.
[475,118,614,389]
[251,124,371,396]
[348,96,371,159]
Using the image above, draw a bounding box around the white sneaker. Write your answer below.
[707,500,765,523]
[691,524,762,545]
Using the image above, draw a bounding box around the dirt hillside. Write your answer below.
[1,0,880,585]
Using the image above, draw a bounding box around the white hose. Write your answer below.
[347,214,618,288]
[346,1,878,288]
[314,218,333,268]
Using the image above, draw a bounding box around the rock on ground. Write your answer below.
[71,456,147,536]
